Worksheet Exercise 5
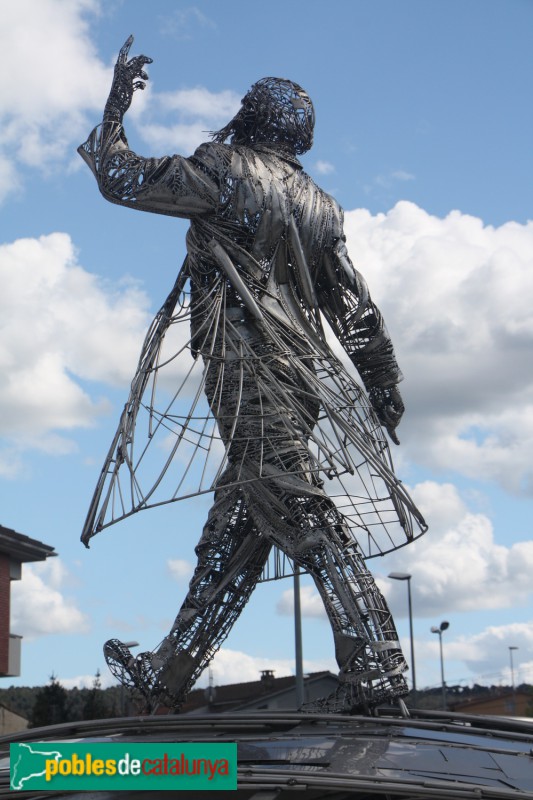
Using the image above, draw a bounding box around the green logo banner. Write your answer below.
[10,741,237,791]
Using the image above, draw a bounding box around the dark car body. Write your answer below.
[1,709,533,798]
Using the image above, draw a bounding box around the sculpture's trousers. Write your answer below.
[151,316,408,710]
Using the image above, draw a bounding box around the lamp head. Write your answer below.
[388,572,411,581]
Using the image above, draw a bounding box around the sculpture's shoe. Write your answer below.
[103,639,159,703]
[301,674,409,716]
[301,683,372,716]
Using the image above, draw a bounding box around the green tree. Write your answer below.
[0,686,39,721]
[82,670,109,720]
[30,675,70,728]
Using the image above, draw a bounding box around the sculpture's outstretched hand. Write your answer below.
[368,385,404,445]
[104,35,153,122]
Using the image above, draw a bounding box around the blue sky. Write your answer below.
[1,0,533,695]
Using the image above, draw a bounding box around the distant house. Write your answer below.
[0,702,28,736]
[450,689,533,718]
[0,525,56,678]
[175,670,340,715]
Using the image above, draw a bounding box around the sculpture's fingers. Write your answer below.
[118,35,134,63]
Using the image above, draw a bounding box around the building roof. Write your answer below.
[177,671,336,714]
[0,525,56,563]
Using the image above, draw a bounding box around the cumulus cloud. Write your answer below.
[344,202,533,494]
[167,558,193,582]
[381,481,533,616]
[0,156,22,204]
[0,0,107,119]
[194,647,336,688]
[276,585,327,620]
[59,671,117,690]
[0,0,111,200]
[11,559,89,639]
[0,232,150,456]
[414,621,533,686]
[137,87,241,155]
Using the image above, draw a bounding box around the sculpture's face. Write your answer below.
[234,77,315,155]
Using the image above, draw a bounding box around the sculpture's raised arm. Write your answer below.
[78,36,218,218]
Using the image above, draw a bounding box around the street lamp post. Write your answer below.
[509,646,518,715]
[293,566,304,708]
[509,646,518,689]
[388,572,416,699]
[431,621,449,710]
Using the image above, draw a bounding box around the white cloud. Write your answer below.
[194,647,336,688]
[434,621,533,685]
[0,0,106,119]
[0,448,24,479]
[398,621,533,689]
[391,170,415,182]
[59,671,117,690]
[0,232,150,458]
[0,0,111,200]
[167,558,193,582]
[0,156,22,204]
[158,7,217,41]
[139,122,214,157]
[137,88,241,155]
[372,170,415,190]
[155,88,240,121]
[11,560,89,638]
[315,160,335,175]
[381,481,533,616]
[344,202,533,494]
[276,585,327,620]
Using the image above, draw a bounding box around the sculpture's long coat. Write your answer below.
[78,124,426,557]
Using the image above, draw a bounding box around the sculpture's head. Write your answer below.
[212,77,315,155]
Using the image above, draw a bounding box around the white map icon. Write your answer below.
[11,743,63,791]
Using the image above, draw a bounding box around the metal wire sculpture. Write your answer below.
[79,37,427,715]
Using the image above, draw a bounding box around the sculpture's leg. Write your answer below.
[105,483,271,711]
[198,323,407,713]
[299,533,407,712]
[249,489,408,713]
[105,478,405,715]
